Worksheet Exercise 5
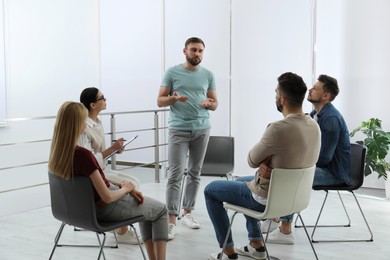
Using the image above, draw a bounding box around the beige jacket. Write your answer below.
[246,114,321,198]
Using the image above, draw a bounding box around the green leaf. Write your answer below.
[350,118,390,179]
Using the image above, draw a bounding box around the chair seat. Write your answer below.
[224,203,267,220]
[98,216,145,231]
[313,183,350,191]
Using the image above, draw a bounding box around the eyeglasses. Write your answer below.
[95,95,106,102]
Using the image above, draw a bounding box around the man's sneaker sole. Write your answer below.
[236,245,266,260]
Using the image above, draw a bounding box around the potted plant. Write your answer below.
[350,118,390,198]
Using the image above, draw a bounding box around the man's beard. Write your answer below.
[307,96,321,104]
[186,56,202,66]
[276,99,283,112]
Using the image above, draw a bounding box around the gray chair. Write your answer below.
[295,143,374,242]
[221,166,318,260]
[201,136,235,178]
[48,173,146,260]
[178,136,234,219]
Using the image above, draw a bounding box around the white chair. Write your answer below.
[221,166,318,260]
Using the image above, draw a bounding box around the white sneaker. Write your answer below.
[236,244,266,260]
[168,223,176,240]
[260,219,279,233]
[116,229,142,245]
[181,214,200,229]
[265,228,294,245]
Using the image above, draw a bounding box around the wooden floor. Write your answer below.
[0,171,389,260]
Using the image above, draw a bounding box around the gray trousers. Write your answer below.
[166,129,210,216]
[96,185,168,242]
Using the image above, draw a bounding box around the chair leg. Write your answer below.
[130,224,147,260]
[221,213,274,260]
[263,219,273,242]
[72,226,118,248]
[350,191,374,242]
[310,191,374,242]
[257,220,271,260]
[297,213,319,260]
[220,212,238,260]
[295,191,351,229]
[112,230,119,248]
[96,232,107,260]
[49,222,66,260]
[311,191,343,241]
[50,224,146,259]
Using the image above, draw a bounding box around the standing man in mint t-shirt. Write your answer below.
[157,37,218,240]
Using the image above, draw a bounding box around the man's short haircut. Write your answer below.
[317,74,339,101]
[277,72,307,108]
[185,37,205,48]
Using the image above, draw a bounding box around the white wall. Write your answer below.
[231,0,313,175]
[100,0,162,112]
[0,0,6,125]
[99,0,231,164]
[4,0,100,118]
[316,0,390,188]
[0,0,101,214]
[1,0,390,213]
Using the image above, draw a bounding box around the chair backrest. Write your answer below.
[48,172,100,232]
[349,143,367,189]
[262,166,316,219]
[201,136,234,177]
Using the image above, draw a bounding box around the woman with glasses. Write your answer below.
[49,101,168,260]
[78,87,141,244]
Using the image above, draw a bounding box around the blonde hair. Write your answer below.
[48,101,88,180]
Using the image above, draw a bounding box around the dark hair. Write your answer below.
[317,74,339,101]
[184,37,205,48]
[277,72,307,108]
[80,87,99,111]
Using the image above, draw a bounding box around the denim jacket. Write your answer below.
[310,103,351,184]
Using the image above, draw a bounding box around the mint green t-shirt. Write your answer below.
[161,64,216,130]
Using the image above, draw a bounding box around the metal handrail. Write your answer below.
[0,108,169,193]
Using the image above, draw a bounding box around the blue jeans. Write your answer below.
[313,167,345,186]
[204,178,265,248]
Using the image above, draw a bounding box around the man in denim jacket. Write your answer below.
[308,74,351,186]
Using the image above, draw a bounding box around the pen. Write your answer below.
[112,139,126,142]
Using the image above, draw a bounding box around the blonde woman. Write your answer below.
[48,102,168,260]
[78,87,140,244]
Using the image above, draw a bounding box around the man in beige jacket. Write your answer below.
[204,72,321,260]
